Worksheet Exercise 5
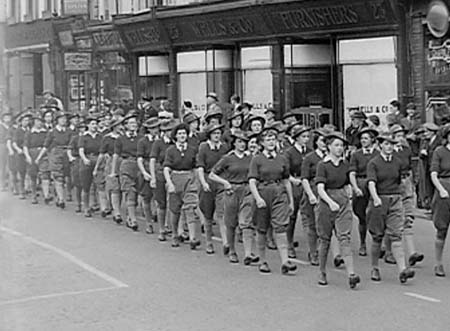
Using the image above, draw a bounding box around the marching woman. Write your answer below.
[111,113,142,231]
[315,132,360,288]
[366,132,415,284]
[163,122,201,249]
[137,117,160,234]
[430,125,450,277]
[23,116,48,204]
[150,119,175,241]
[209,129,259,264]
[248,124,297,275]
[36,111,72,209]
[284,125,311,258]
[389,124,425,266]
[12,112,32,199]
[300,129,328,266]
[246,114,265,136]
[78,117,102,218]
[197,123,229,255]
[222,109,244,147]
[6,121,18,195]
[183,112,201,148]
[100,118,123,223]
[67,122,85,212]
[348,127,379,257]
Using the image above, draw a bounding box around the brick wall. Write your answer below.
[409,14,425,121]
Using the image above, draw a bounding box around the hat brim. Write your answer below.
[357,128,379,138]
[291,127,312,139]
[377,136,398,144]
[325,133,348,145]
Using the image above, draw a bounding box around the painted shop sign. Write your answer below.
[64,0,88,15]
[64,52,92,71]
[5,20,54,49]
[120,21,168,50]
[427,38,450,85]
[92,30,125,51]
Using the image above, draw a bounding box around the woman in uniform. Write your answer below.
[183,112,201,148]
[79,116,102,218]
[37,111,72,209]
[209,129,259,264]
[284,125,311,258]
[12,112,32,199]
[222,110,244,147]
[349,127,379,257]
[111,113,142,231]
[300,129,328,266]
[0,111,12,192]
[316,132,360,288]
[100,118,123,223]
[197,123,229,255]
[68,122,85,212]
[366,132,415,284]
[150,119,175,241]
[137,117,160,234]
[248,124,296,275]
[246,115,265,136]
[164,122,200,249]
[23,116,47,204]
[430,125,450,277]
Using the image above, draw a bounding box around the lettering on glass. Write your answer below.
[428,39,450,77]
[190,18,255,38]
[277,5,359,30]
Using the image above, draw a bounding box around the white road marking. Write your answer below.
[0,225,129,289]
[0,286,124,306]
[404,292,441,303]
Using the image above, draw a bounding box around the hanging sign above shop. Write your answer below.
[64,52,92,71]
[5,20,54,49]
[92,30,125,51]
[118,21,169,51]
[427,37,450,85]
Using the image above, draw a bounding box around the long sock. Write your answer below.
[127,193,137,223]
[82,190,90,212]
[142,200,152,225]
[75,187,82,207]
[42,179,50,198]
[187,222,198,242]
[217,217,228,246]
[242,228,254,257]
[226,226,236,253]
[157,208,166,234]
[384,235,392,254]
[204,218,213,244]
[98,190,108,212]
[307,228,318,255]
[54,182,65,202]
[31,178,37,198]
[341,244,355,275]
[111,192,121,217]
[171,211,180,240]
[267,227,274,244]
[318,239,330,274]
[331,235,340,258]
[286,217,295,248]
[435,238,445,265]
[404,234,416,257]
[256,232,267,262]
[359,224,367,248]
[275,232,289,265]
[371,241,381,268]
[391,240,407,272]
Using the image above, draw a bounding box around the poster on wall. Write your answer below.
[342,63,397,130]
[64,53,92,71]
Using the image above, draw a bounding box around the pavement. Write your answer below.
[0,192,449,331]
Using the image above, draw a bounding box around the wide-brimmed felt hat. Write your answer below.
[228,110,244,121]
[31,115,43,122]
[183,99,193,108]
[230,129,249,142]
[205,123,225,135]
[282,111,297,121]
[406,102,416,110]
[77,121,86,129]
[121,112,138,124]
[42,90,55,96]
[143,117,160,128]
[204,106,223,121]
[325,131,348,145]
[377,132,398,144]
[350,111,367,120]
[272,121,286,133]
[291,125,312,139]
[1,111,12,118]
[247,114,266,125]
[112,108,125,117]
[206,92,218,101]
[265,107,276,115]
[442,124,450,139]
[54,111,69,120]
[68,113,81,120]
[171,122,190,141]
[160,119,177,132]
[357,127,379,139]
[108,118,122,130]
[260,122,280,136]
[247,131,260,140]
[85,116,100,124]
[242,101,253,109]
[390,124,407,135]
[182,112,200,124]
[314,128,331,136]
[422,122,440,132]
[16,111,33,122]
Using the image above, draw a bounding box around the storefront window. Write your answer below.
[241,46,272,115]
[339,37,397,129]
[138,55,169,101]
[178,49,233,118]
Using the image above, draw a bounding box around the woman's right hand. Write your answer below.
[329,201,340,212]
[150,178,156,189]
[373,197,382,207]
[354,187,363,197]
[255,197,266,209]
[83,158,91,166]
[202,182,211,192]
[167,182,176,194]
[308,194,317,205]
[439,189,449,199]
[26,156,32,165]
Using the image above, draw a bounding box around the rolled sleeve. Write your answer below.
[196,143,207,169]
[430,149,441,174]
[114,137,123,156]
[366,160,377,183]
[247,156,260,181]
[212,155,228,176]
[315,161,326,185]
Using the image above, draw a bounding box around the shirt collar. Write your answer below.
[55,125,65,132]
[315,149,325,159]
[263,149,277,159]
[84,131,98,138]
[126,131,137,138]
[231,150,250,158]
[31,127,47,133]
[294,143,307,154]
[162,135,171,144]
[380,152,393,162]
[323,155,344,165]
[207,140,222,150]
[362,146,375,155]
[69,124,76,131]
[176,142,187,152]
[147,134,155,142]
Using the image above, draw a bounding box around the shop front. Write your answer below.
[5,19,55,112]
[115,0,402,127]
